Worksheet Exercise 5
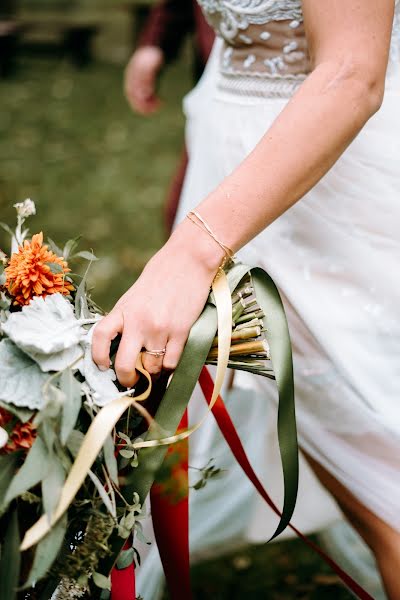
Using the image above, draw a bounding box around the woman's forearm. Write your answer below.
[172,59,384,261]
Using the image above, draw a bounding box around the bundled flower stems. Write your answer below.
[206,276,274,380]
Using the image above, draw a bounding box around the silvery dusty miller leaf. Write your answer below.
[0,339,48,409]
[2,294,85,372]
[2,293,84,355]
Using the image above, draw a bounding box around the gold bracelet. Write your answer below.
[186,211,235,270]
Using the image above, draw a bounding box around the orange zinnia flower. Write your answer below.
[5,232,74,305]
[0,407,36,454]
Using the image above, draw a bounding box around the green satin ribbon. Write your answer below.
[102,262,298,572]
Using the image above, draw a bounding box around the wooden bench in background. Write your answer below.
[19,18,100,67]
[0,9,100,77]
[0,1,156,78]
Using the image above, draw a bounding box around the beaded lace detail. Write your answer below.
[197,0,302,41]
[198,0,400,99]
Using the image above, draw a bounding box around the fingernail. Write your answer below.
[99,365,108,372]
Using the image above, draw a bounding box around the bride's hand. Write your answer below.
[91,222,225,387]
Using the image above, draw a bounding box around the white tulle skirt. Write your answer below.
[136,40,400,598]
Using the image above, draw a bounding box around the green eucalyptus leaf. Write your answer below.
[0,453,19,512]
[117,515,131,539]
[60,370,82,446]
[103,435,118,484]
[75,250,98,261]
[116,547,135,570]
[74,272,90,319]
[66,429,85,458]
[63,237,81,260]
[0,264,6,286]
[0,509,20,600]
[99,590,111,600]
[22,514,67,588]
[42,457,65,518]
[0,291,11,310]
[45,262,64,275]
[4,437,50,505]
[0,221,15,238]
[92,572,111,591]
[47,237,64,256]
[40,416,58,450]
[119,449,134,459]
[123,510,136,532]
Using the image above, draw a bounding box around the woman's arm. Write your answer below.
[191,0,394,250]
[93,0,395,385]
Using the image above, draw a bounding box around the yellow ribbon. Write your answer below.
[20,268,232,551]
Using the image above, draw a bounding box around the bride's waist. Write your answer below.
[216,20,311,100]
[215,57,400,102]
[216,70,306,101]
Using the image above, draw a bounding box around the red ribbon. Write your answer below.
[198,367,373,600]
[150,410,192,600]
[111,540,136,600]
[112,367,373,600]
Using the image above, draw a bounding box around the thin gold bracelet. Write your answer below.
[186,211,235,271]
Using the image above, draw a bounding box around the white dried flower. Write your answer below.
[13,198,36,219]
[0,426,9,449]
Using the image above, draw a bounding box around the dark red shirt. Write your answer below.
[138,0,214,69]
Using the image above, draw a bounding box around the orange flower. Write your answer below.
[0,407,36,454]
[4,421,37,453]
[5,232,74,305]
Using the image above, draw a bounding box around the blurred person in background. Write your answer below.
[124,0,214,233]
[118,1,390,599]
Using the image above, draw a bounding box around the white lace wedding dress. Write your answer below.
[136,2,400,598]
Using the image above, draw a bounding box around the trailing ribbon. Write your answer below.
[140,368,371,600]
[199,368,373,600]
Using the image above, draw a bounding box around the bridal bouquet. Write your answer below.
[0,200,148,598]
[0,201,286,599]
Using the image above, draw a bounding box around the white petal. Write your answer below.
[0,426,9,448]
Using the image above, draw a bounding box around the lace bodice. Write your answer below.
[198,0,400,98]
